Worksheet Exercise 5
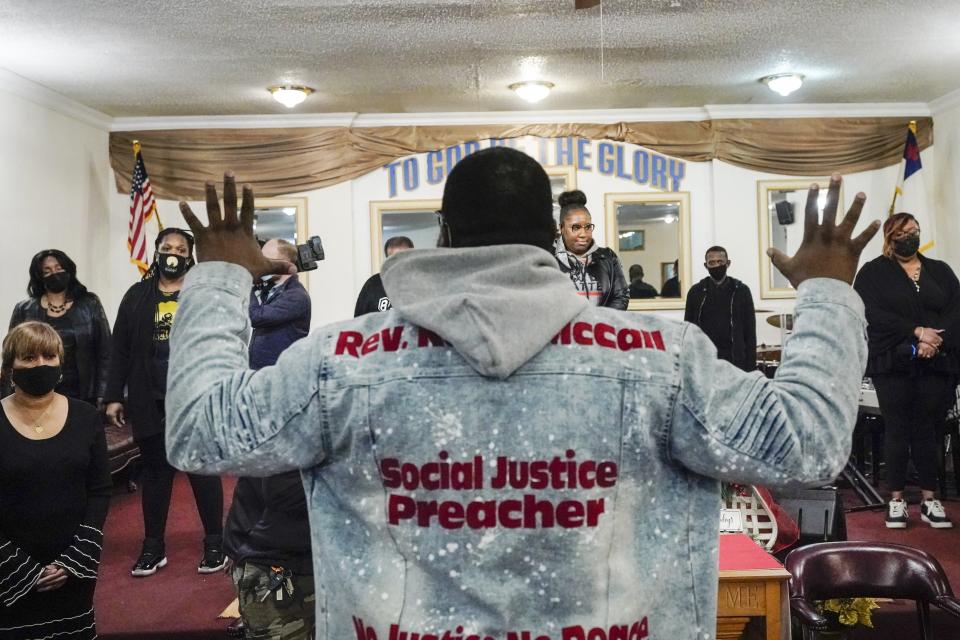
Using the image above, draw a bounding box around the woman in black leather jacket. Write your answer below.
[6,250,111,405]
[553,190,629,310]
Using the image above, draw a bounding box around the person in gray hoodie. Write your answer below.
[166,149,879,640]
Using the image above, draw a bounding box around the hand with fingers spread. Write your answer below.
[179,173,297,279]
[766,174,881,287]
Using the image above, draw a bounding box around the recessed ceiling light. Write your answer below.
[268,85,314,108]
[509,81,555,103]
[761,73,804,97]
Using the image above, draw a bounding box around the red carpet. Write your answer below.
[841,492,960,639]
[95,475,237,639]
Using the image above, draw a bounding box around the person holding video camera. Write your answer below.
[222,237,314,639]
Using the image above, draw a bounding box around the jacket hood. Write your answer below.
[554,236,599,268]
[381,245,588,379]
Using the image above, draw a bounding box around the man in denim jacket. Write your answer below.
[167,148,879,640]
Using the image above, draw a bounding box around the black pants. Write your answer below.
[137,431,223,545]
[872,372,957,493]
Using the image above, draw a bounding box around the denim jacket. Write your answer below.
[167,245,866,640]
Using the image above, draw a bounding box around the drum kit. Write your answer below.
[756,313,793,378]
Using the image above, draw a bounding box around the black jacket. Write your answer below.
[5,294,111,400]
[554,246,630,310]
[104,278,168,440]
[684,276,757,372]
[854,254,960,376]
[249,275,311,370]
[354,273,391,316]
[223,474,313,574]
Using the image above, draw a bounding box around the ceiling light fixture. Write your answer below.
[761,73,804,97]
[664,214,677,224]
[268,85,314,108]
[509,80,554,103]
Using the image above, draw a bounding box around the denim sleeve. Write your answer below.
[165,262,327,476]
[669,278,867,487]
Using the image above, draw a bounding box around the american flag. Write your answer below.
[128,146,157,273]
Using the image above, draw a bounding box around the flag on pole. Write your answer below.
[128,141,163,273]
[889,121,934,254]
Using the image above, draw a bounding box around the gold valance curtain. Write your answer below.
[110,117,932,200]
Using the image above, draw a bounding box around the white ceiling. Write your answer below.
[1,0,959,118]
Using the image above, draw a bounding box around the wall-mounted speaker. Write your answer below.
[775,200,795,225]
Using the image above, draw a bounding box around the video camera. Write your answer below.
[295,236,325,272]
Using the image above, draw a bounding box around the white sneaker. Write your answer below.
[921,499,953,529]
[885,499,908,528]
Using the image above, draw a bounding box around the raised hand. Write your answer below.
[179,173,296,279]
[767,174,881,287]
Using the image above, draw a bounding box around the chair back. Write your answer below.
[785,541,955,603]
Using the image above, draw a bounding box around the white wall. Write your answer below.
[933,98,960,270]
[0,88,111,343]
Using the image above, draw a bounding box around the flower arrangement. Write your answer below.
[816,598,881,628]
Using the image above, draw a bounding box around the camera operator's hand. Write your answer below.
[179,173,296,279]
[766,174,881,287]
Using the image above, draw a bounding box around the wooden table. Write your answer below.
[717,534,792,640]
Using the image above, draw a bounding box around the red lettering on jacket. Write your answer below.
[552,323,665,353]
[335,331,364,357]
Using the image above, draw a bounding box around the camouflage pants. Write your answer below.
[233,562,316,640]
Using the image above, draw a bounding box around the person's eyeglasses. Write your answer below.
[569,223,595,233]
[894,230,920,240]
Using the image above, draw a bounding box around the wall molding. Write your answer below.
[110,112,359,131]
[110,103,932,132]
[930,88,960,114]
[0,67,112,130]
[704,103,931,119]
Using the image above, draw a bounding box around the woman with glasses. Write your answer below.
[854,212,960,530]
[553,190,629,310]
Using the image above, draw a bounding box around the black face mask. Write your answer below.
[893,235,920,258]
[11,365,62,397]
[43,272,70,294]
[157,253,191,279]
[707,265,728,281]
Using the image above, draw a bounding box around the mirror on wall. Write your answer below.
[546,165,577,226]
[756,179,841,299]
[604,191,691,310]
[369,200,442,272]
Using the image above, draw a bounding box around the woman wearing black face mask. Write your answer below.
[5,250,111,406]
[104,227,225,578]
[854,212,960,530]
[0,321,111,639]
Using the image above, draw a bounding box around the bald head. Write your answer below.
[261,239,297,283]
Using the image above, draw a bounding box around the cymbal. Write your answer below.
[766,313,794,329]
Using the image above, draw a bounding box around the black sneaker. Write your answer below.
[131,542,167,577]
[198,544,227,574]
[921,499,953,529]
[885,499,908,529]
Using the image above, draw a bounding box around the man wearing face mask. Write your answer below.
[684,246,757,372]
[105,227,226,577]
